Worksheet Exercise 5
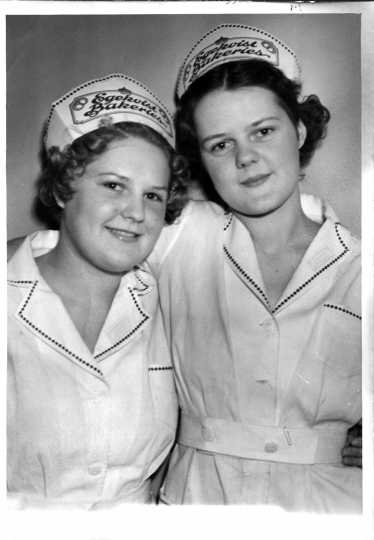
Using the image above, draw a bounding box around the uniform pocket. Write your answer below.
[320,304,361,379]
[312,304,361,423]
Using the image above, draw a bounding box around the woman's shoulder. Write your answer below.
[8,230,59,286]
[302,193,360,257]
[325,220,361,313]
[181,199,227,222]
[170,199,228,244]
[8,230,59,262]
[148,200,227,272]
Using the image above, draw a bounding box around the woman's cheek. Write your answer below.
[147,205,167,232]
[203,156,227,184]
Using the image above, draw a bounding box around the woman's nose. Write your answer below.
[120,193,145,223]
[235,141,259,169]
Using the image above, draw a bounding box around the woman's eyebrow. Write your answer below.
[96,173,130,183]
[200,133,227,144]
[200,116,281,144]
[97,173,168,192]
[150,186,168,192]
[251,115,280,127]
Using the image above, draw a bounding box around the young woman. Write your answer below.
[150,25,362,512]
[7,73,187,508]
[7,29,361,512]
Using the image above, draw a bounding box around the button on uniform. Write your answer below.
[264,441,278,453]
[88,463,104,476]
[260,318,275,333]
[201,425,215,442]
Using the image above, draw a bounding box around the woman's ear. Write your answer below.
[297,121,307,149]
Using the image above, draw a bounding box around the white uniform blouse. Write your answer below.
[7,231,177,508]
[150,198,361,512]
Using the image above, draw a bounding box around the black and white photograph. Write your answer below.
[4,3,373,540]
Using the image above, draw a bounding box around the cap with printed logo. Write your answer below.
[45,73,175,150]
[176,24,301,99]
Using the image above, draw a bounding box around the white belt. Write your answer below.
[178,414,347,464]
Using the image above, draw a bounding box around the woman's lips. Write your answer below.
[106,226,142,242]
[240,173,271,188]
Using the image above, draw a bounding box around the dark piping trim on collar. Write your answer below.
[223,213,233,232]
[224,222,350,314]
[272,223,349,314]
[18,281,104,378]
[223,245,271,309]
[94,286,149,359]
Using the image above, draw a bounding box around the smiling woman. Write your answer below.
[37,135,171,351]
[39,132,170,276]
[148,24,362,512]
[194,86,307,219]
[7,74,187,508]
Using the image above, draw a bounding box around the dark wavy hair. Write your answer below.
[34,121,189,228]
[175,59,330,206]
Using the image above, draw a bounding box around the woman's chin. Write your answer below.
[232,202,279,219]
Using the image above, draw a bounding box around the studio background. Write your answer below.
[7,14,361,239]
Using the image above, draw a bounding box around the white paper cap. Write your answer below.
[177,24,301,99]
[45,73,175,150]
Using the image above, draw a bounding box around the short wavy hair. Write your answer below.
[175,59,330,206]
[35,121,189,228]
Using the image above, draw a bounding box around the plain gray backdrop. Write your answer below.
[6,14,361,238]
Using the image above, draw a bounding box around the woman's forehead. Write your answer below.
[193,86,297,139]
[195,87,284,119]
[83,137,169,181]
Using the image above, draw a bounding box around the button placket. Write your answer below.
[259,317,277,335]
[84,396,109,481]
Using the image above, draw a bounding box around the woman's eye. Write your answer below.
[254,127,274,139]
[210,140,233,155]
[145,192,164,203]
[103,181,123,192]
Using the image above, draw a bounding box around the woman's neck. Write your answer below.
[36,235,122,303]
[35,234,125,352]
[233,189,321,308]
[234,189,315,255]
